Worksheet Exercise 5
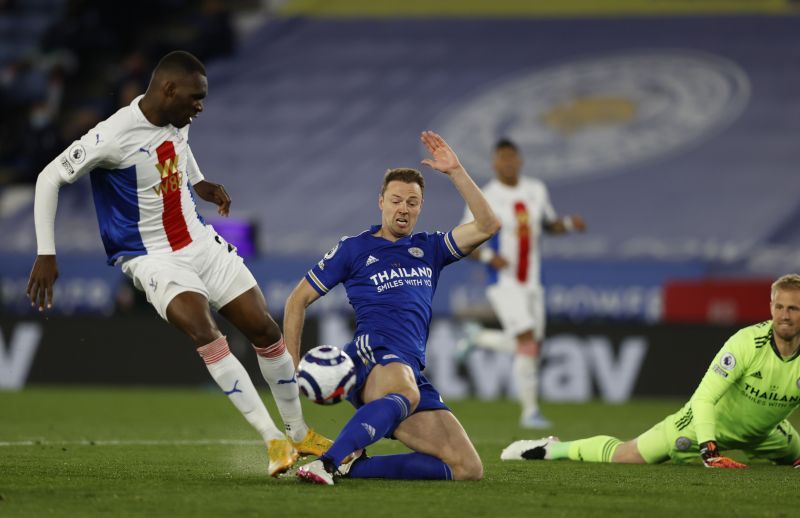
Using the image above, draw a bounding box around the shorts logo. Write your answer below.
[796,377,800,390]
[149,277,158,292]
[675,436,692,451]
[408,247,424,258]
[68,143,86,164]
[720,352,736,371]
[59,157,74,176]
[382,354,400,361]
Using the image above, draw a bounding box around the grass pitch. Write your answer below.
[2,387,799,517]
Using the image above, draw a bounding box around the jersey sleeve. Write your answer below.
[539,183,558,225]
[305,237,352,296]
[689,329,752,444]
[432,230,466,269]
[186,145,205,185]
[49,123,122,184]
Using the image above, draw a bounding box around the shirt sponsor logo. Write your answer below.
[408,247,424,258]
[68,143,86,164]
[720,352,736,371]
[369,266,433,293]
[59,157,74,176]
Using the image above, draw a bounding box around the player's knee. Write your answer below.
[245,317,282,347]
[395,387,420,412]
[451,454,483,481]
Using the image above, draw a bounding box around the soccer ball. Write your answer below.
[297,345,356,405]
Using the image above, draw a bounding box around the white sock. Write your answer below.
[513,353,539,417]
[197,336,284,443]
[254,337,308,443]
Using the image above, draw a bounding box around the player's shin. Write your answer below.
[513,349,539,416]
[253,337,308,442]
[347,452,453,480]
[323,393,412,467]
[566,436,622,463]
[197,336,284,442]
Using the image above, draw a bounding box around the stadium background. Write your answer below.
[3,1,800,516]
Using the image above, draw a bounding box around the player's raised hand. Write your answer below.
[700,441,747,469]
[420,131,462,174]
[27,255,58,311]
[194,180,231,216]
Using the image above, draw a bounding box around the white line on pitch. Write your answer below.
[0,439,264,447]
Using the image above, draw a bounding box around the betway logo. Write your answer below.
[0,323,42,390]
[369,267,432,285]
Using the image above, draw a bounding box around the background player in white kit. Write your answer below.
[461,138,586,429]
[25,50,330,477]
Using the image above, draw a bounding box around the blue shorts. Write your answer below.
[343,334,450,417]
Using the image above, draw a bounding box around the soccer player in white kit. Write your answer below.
[25,50,330,477]
[461,138,586,429]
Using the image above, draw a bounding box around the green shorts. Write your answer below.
[636,405,800,465]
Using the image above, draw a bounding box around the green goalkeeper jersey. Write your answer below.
[689,320,800,445]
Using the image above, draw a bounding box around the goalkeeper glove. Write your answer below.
[699,441,747,469]
[792,458,800,468]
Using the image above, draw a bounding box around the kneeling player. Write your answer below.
[502,274,800,469]
[284,131,501,484]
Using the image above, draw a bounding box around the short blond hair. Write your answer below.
[771,273,800,301]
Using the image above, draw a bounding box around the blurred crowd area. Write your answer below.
[0,0,261,186]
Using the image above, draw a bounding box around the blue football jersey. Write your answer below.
[305,224,464,367]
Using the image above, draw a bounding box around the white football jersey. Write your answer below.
[50,95,208,264]
[462,177,556,289]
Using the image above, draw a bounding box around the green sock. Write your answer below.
[558,436,622,463]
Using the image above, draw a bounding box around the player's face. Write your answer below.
[166,72,207,128]
[770,288,800,343]
[493,147,522,185]
[379,181,423,239]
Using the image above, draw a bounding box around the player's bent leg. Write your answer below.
[393,409,483,481]
[744,419,800,466]
[220,286,316,444]
[318,363,419,469]
[167,291,292,475]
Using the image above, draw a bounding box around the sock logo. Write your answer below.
[224,380,242,396]
[277,376,297,385]
[361,423,376,440]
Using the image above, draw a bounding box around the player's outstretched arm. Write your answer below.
[284,279,322,367]
[193,180,231,217]
[419,131,500,255]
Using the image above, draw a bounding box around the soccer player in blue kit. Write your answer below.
[284,131,501,484]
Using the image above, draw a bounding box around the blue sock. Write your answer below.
[348,452,453,480]
[323,393,411,466]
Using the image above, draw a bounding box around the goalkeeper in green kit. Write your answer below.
[501,274,800,469]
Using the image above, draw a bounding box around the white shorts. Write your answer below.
[486,280,546,341]
[120,229,257,321]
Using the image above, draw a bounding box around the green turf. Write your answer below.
[2,387,799,517]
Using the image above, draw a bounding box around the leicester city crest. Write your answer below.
[408,247,424,258]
